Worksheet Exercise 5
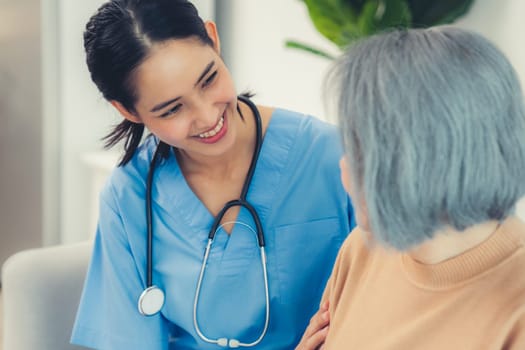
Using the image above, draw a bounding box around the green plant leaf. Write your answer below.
[303,0,358,46]
[357,0,411,36]
[289,0,476,57]
[343,0,368,13]
[407,0,475,27]
[337,22,366,48]
[285,40,336,60]
[377,0,412,28]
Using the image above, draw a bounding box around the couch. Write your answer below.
[1,241,92,350]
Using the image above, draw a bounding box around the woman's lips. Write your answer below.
[194,113,228,144]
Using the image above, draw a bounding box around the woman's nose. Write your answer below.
[193,103,218,128]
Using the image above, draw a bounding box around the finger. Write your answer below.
[296,325,329,350]
[320,299,329,311]
[303,310,330,338]
[304,325,329,349]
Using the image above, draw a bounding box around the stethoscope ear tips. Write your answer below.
[138,285,165,316]
[217,338,241,348]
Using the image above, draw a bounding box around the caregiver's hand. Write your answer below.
[295,301,330,350]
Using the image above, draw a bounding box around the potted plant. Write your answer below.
[287,0,475,59]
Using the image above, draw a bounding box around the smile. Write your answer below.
[198,116,224,139]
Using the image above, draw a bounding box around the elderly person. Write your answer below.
[298,26,525,350]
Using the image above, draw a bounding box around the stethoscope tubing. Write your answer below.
[142,96,270,347]
[146,142,164,287]
[193,221,270,348]
[145,95,263,288]
[208,199,265,246]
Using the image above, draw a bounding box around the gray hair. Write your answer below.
[327,26,525,250]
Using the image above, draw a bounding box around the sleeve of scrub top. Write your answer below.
[71,185,171,349]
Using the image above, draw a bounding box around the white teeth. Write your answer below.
[198,117,224,138]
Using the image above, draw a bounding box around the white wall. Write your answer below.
[42,0,60,246]
[220,0,338,120]
[41,0,117,245]
[193,0,214,21]
[0,0,44,276]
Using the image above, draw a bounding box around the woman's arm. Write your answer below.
[71,182,171,349]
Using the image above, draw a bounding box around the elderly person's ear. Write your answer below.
[339,156,370,234]
[339,157,351,194]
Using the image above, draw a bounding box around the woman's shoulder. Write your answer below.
[330,227,371,284]
[256,106,342,167]
[100,136,158,203]
[265,107,340,147]
[341,228,370,261]
[269,106,336,130]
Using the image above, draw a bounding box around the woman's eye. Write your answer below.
[202,71,218,88]
[160,104,181,118]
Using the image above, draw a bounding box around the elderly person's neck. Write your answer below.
[407,220,501,265]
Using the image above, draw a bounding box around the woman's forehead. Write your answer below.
[138,39,215,82]
[133,39,217,102]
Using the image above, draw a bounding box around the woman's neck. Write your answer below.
[407,220,501,264]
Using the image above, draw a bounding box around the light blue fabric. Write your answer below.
[71,108,355,349]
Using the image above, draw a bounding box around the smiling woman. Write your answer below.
[70,1,354,349]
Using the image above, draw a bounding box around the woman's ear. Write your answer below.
[204,21,220,54]
[110,100,142,124]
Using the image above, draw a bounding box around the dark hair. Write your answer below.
[84,0,213,165]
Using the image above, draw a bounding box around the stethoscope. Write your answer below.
[138,95,270,348]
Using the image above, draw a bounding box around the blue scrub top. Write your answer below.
[71,108,354,349]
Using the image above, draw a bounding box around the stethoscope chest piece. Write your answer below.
[138,285,165,316]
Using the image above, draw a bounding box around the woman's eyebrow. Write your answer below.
[150,96,181,113]
[149,61,216,113]
[194,60,215,87]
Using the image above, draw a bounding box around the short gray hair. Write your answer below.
[327,26,525,250]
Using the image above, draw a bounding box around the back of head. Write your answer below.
[84,0,212,164]
[328,26,525,250]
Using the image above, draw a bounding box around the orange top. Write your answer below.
[323,217,525,350]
